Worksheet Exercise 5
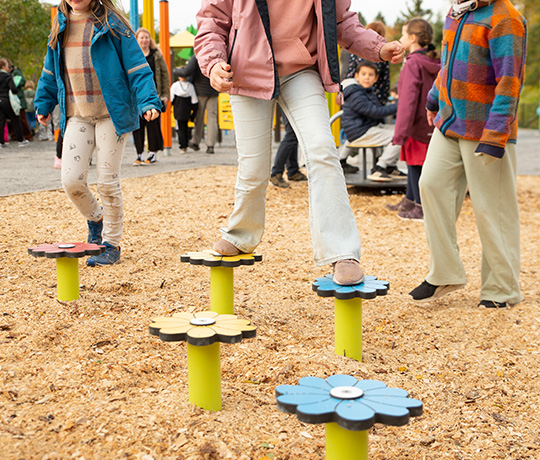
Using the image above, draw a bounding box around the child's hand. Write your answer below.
[210,62,234,92]
[426,109,437,127]
[143,108,160,121]
[380,41,405,64]
[37,114,50,126]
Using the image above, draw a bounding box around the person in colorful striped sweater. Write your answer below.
[409,0,527,308]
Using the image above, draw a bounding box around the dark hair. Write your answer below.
[355,60,378,76]
[404,17,439,60]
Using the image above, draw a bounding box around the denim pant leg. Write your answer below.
[279,70,361,265]
[222,96,275,252]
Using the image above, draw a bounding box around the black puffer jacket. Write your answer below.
[181,55,218,98]
[0,70,18,101]
[341,78,397,142]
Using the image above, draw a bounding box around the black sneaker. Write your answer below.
[367,166,392,182]
[340,160,359,174]
[409,280,465,302]
[144,152,157,164]
[189,142,200,151]
[206,146,215,154]
[478,300,508,308]
[386,166,407,178]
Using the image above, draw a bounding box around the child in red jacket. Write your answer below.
[387,18,440,221]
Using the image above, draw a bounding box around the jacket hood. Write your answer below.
[408,50,441,79]
[342,78,371,99]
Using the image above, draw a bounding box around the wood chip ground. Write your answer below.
[1,167,539,459]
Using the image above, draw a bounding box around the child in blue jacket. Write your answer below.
[340,60,403,181]
[35,0,161,266]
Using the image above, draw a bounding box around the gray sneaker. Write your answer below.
[270,174,290,188]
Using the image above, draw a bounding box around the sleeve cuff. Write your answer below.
[426,99,439,113]
[475,142,505,159]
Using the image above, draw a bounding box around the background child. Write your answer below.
[132,27,170,165]
[339,60,402,180]
[387,18,440,220]
[195,0,405,285]
[171,67,198,153]
[0,58,27,148]
[410,0,527,307]
[35,0,161,266]
[24,80,36,136]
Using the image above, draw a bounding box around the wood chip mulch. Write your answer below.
[1,167,539,460]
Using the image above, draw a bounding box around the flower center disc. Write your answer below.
[330,386,364,400]
[190,317,216,326]
[58,244,76,249]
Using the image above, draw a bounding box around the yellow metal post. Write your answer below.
[187,342,221,411]
[334,297,363,361]
[210,266,234,315]
[326,422,369,460]
[56,257,79,301]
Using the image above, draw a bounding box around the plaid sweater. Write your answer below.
[426,0,527,159]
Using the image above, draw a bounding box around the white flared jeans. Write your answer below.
[222,69,361,266]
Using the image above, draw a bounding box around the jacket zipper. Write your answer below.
[440,11,470,135]
[227,29,238,65]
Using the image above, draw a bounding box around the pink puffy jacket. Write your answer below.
[194,0,386,100]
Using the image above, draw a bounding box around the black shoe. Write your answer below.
[478,300,508,308]
[386,166,407,178]
[340,160,359,174]
[206,146,215,154]
[409,280,465,302]
[367,165,393,182]
[189,142,200,151]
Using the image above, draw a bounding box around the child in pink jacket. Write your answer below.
[195,0,405,285]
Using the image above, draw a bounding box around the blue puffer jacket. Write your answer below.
[35,10,161,136]
[341,78,397,142]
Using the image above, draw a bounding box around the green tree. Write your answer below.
[357,11,367,26]
[0,0,50,82]
[399,0,433,22]
[374,12,386,25]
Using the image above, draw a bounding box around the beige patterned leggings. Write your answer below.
[62,116,127,247]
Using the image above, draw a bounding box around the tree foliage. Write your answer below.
[399,0,433,22]
[0,0,51,82]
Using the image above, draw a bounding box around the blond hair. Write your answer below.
[48,0,132,49]
[135,27,158,50]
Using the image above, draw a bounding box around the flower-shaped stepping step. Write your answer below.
[276,374,423,460]
[29,242,105,301]
[149,310,256,411]
[180,250,263,314]
[312,275,389,362]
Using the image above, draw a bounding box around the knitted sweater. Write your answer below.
[64,10,108,119]
[426,0,527,159]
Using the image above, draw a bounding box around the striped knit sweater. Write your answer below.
[64,11,108,119]
[426,0,527,159]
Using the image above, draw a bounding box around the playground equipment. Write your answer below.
[28,242,105,301]
[149,310,256,411]
[312,274,389,361]
[276,374,423,460]
[330,110,406,191]
[180,250,262,315]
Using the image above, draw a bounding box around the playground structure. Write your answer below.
[149,310,256,411]
[28,242,105,301]
[180,250,263,315]
[276,374,423,460]
[312,274,389,362]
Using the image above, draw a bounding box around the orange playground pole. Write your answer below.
[51,6,57,25]
[159,0,172,151]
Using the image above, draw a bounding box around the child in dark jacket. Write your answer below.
[340,60,403,181]
[171,68,198,153]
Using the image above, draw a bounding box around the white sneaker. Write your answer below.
[19,140,30,148]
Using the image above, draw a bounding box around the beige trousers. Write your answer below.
[419,129,521,305]
[62,116,127,247]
